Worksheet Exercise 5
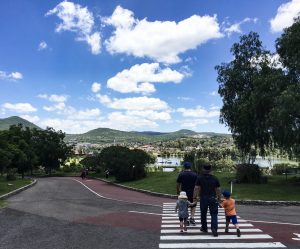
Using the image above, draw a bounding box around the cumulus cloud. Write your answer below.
[97,95,170,111]
[105,112,159,130]
[107,63,184,94]
[0,70,23,81]
[104,6,223,64]
[46,1,101,54]
[224,17,258,36]
[2,102,37,113]
[38,41,48,51]
[91,82,101,93]
[270,0,300,32]
[38,93,68,112]
[177,106,220,118]
[20,115,40,123]
[126,110,171,121]
[181,119,209,129]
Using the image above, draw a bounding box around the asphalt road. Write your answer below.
[0,177,299,249]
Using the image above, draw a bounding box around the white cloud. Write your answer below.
[250,53,284,70]
[209,91,218,96]
[20,115,40,123]
[107,63,184,94]
[2,102,37,113]
[126,110,171,121]
[106,112,159,130]
[270,0,300,32]
[177,106,220,118]
[0,71,23,81]
[43,102,66,111]
[38,94,68,102]
[75,108,101,120]
[104,6,223,64]
[96,94,111,105]
[46,1,101,54]
[181,119,209,128]
[91,82,101,93]
[224,17,258,36]
[98,96,170,111]
[38,41,48,51]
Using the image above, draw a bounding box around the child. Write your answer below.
[220,190,241,237]
[175,191,197,233]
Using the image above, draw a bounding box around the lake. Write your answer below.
[155,156,298,172]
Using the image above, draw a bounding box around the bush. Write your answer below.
[236,164,262,183]
[214,159,235,172]
[271,163,294,175]
[6,174,16,181]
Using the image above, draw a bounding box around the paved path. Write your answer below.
[0,177,299,249]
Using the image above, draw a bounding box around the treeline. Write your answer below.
[0,124,71,179]
[81,146,155,181]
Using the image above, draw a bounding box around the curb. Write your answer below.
[92,177,300,206]
[0,179,37,200]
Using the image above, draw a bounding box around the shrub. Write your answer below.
[6,174,16,181]
[236,164,262,183]
[271,163,294,175]
[214,159,235,172]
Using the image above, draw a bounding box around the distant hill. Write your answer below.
[65,127,229,144]
[0,116,230,143]
[0,116,42,130]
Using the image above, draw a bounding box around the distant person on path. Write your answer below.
[220,190,241,237]
[105,169,109,179]
[176,161,198,225]
[193,164,221,237]
[175,191,197,233]
[81,169,86,180]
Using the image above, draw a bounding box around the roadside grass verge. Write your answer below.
[113,172,300,201]
[0,176,32,196]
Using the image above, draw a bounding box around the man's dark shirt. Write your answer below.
[195,174,220,197]
[177,170,198,194]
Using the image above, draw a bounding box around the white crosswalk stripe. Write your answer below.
[159,203,286,249]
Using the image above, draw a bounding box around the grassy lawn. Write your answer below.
[115,172,300,201]
[0,176,32,196]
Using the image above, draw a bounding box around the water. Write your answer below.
[155,156,182,167]
[155,156,298,170]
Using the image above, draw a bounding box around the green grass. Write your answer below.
[0,176,32,196]
[117,172,300,201]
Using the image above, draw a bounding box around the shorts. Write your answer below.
[226,215,238,224]
[179,217,188,222]
[186,192,197,207]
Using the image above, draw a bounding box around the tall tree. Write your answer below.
[215,31,298,159]
[34,127,71,174]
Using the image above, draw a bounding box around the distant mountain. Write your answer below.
[65,127,229,144]
[0,116,42,131]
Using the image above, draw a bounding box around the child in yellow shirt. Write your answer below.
[220,190,241,237]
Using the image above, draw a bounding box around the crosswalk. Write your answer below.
[159,203,286,249]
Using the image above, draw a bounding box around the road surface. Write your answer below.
[0,177,299,249]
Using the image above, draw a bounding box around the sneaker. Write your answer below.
[189,218,196,226]
[237,229,241,237]
[212,229,218,237]
[200,227,208,233]
[180,230,184,233]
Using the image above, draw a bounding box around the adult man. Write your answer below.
[193,164,221,237]
[176,162,198,225]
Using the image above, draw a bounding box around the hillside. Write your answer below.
[0,116,42,130]
[65,128,228,144]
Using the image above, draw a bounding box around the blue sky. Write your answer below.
[1,0,299,134]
